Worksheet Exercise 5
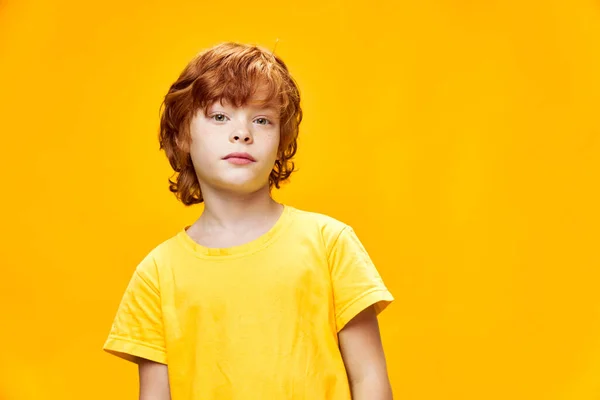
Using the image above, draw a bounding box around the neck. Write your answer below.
[197,184,282,233]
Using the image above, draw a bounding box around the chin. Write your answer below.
[215,177,269,194]
[200,167,272,194]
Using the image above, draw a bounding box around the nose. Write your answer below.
[229,122,254,144]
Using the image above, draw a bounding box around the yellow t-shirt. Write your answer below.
[103,204,394,399]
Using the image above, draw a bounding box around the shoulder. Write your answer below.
[131,230,184,277]
[287,205,352,246]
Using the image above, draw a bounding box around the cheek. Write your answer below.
[190,133,220,160]
[264,135,280,165]
[269,130,281,153]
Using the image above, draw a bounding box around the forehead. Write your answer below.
[216,89,280,110]
[247,81,280,107]
[200,76,283,114]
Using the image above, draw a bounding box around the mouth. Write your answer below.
[223,152,256,164]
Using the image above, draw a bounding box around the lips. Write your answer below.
[223,152,256,162]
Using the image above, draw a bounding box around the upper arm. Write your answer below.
[326,224,394,396]
[327,225,394,332]
[103,254,167,365]
[138,358,171,400]
[338,306,392,394]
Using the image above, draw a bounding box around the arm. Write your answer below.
[338,305,393,400]
[138,358,171,400]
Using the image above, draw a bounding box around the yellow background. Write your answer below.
[1,0,599,399]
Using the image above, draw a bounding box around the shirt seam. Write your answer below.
[326,224,351,269]
[336,287,387,322]
[107,334,167,353]
[176,209,295,261]
[134,269,160,297]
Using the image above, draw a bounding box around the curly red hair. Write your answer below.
[158,42,303,206]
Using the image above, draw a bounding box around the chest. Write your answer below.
[166,244,333,316]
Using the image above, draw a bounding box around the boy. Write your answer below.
[103,41,394,400]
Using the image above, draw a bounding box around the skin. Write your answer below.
[338,306,394,399]
[138,358,170,400]
[182,84,285,249]
[138,85,392,399]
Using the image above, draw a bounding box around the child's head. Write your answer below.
[158,42,303,206]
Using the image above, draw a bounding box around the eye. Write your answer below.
[211,113,228,122]
[255,117,271,125]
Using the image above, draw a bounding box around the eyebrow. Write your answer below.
[212,104,279,114]
[260,106,279,114]
[249,101,279,111]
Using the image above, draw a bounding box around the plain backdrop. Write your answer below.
[1,0,600,399]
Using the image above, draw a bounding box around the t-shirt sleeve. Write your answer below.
[102,253,167,365]
[328,225,394,332]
